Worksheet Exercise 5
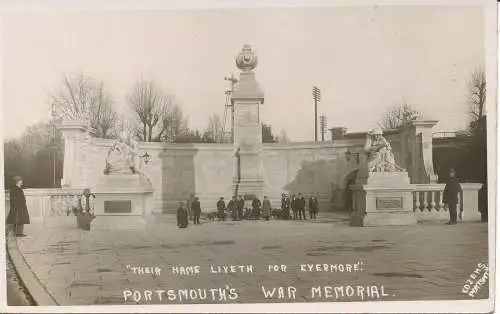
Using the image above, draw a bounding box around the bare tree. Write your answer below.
[129,80,173,142]
[159,105,189,142]
[51,73,118,138]
[380,101,423,130]
[206,114,225,143]
[468,68,486,122]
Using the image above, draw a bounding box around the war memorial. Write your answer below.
[36,45,481,226]
[4,44,488,309]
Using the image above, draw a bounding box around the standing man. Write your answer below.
[228,196,238,221]
[216,197,226,221]
[262,196,272,221]
[252,196,262,220]
[7,176,30,237]
[443,168,462,225]
[177,202,189,228]
[309,196,319,220]
[192,196,201,225]
[297,193,306,220]
[237,195,245,221]
[186,194,195,222]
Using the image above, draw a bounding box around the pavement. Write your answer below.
[7,213,489,305]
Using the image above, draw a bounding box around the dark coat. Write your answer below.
[192,200,201,213]
[217,200,226,211]
[6,186,30,225]
[237,199,245,210]
[309,198,319,213]
[252,198,261,209]
[228,199,237,211]
[177,206,189,228]
[296,197,306,210]
[443,177,462,205]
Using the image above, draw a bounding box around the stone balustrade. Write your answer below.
[413,183,482,222]
[5,188,83,223]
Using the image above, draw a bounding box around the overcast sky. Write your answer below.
[2,5,485,141]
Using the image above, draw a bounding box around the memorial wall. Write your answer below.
[59,120,437,214]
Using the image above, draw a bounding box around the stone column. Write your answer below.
[408,120,439,183]
[58,120,88,188]
[231,45,265,199]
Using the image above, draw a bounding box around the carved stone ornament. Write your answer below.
[236,44,258,72]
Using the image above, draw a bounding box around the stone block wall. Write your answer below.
[60,121,439,214]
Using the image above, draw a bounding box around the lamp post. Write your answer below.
[320,115,327,142]
[312,86,321,142]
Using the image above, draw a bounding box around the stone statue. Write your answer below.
[104,131,144,175]
[364,128,399,172]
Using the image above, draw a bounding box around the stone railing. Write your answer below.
[413,183,482,222]
[5,188,83,223]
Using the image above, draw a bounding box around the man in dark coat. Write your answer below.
[297,193,306,220]
[309,196,319,220]
[177,202,189,228]
[7,176,30,237]
[216,197,226,221]
[192,197,201,225]
[237,195,245,221]
[252,196,262,220]
[228,196,238,221]
[443,169,462,225]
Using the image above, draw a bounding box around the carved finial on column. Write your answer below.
[236,44,258,73]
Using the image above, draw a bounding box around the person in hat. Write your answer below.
[443,168,462,225]
[6,176,30,237]
[216,197,226,221]
[177,202,189,228]
[262,196,272,221]
[192,196,201,225]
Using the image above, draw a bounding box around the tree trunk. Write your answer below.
[148,126,153,142]
[142,124,147,142]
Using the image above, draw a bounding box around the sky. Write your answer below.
[1,5,485,141]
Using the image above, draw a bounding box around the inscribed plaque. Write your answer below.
[104,200,132,213]
[376,197,403,210]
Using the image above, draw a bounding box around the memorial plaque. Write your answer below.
[104,200,132,213]
[376,197,403,210]
[236,106,259,127]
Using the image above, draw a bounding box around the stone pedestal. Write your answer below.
[231,45,265,199]
[350,172,417,227]
[58,121,89,188]
[91,174,154,230]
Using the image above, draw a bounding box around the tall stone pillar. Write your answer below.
[231,45,265,198]
[407,120,439,183]
[58,120,89,188]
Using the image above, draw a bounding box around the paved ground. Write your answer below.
[6,247,33,306]
[9,213,489,305]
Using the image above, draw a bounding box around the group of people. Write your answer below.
[176,192,321,228]
[280,193,319,220]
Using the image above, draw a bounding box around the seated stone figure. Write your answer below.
[104,131,144,175]
[364,128,397,172]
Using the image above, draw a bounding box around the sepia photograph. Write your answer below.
[0,0,496,313]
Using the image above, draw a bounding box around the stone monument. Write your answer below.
[231,44,265,199]
[91,131,154,229]
[350,128,417,226]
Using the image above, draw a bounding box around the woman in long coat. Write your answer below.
[6,176,30,237]
[177,202,189,229]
